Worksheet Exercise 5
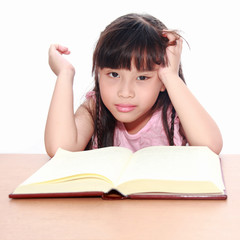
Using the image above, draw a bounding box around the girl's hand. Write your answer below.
[48,44,75,76]
[158,32,182,84]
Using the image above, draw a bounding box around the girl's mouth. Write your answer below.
[115,104,136,113]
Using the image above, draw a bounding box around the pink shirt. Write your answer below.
[113,109,186,152]
[86,91,186,152]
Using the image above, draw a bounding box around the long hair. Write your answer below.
[87,13,186,149]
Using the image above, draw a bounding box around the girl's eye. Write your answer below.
[137,76,148,80]
[109,72,119,78]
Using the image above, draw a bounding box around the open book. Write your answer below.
[9,146,227,200]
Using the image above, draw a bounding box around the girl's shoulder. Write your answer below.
[86,90,96,100]
[75,91,96,119]
[85,90,96,115]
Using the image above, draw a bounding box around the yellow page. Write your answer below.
[20,147,133,187]
[117,146,225,191]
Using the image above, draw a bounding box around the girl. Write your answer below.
[45,13,223,157]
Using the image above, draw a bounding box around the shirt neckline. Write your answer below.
[117,109,161,139]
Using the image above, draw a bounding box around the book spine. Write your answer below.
[9,192,103,199]
[101,189,127,200]
[128,194,227,200]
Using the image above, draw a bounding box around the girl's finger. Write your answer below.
[162,30,180,46]
[52,44,71,55]
[175,37,183,48]
[58,45,71,54]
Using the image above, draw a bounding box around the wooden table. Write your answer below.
[0,154,239,240]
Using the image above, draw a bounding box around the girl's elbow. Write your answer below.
[188,136,223,155]
[208,142,223,155]
[211,138,223,155]
[210,130,223,155]
[45,144,59,158]
[45,141,86,158]
[45,138,63,158]
[204,136,223,155]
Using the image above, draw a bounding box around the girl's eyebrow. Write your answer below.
[102,68,119,71]
[137,69,158,74]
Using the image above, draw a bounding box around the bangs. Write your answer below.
[93,20,169,72]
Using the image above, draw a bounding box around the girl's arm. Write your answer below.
[45,44,94,157]
[158,33,223,154]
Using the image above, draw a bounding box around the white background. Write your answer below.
[0,0,239,154]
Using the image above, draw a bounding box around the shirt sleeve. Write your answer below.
[86,91,96,100]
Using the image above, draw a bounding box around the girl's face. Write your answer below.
[99,62,165,134]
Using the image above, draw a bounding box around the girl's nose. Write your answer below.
[117,79,135,98]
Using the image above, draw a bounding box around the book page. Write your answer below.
[117,146,225,190]
[21,147,133,186]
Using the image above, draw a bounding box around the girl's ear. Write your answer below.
[159,80,166,92]
[160,85,166,92]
